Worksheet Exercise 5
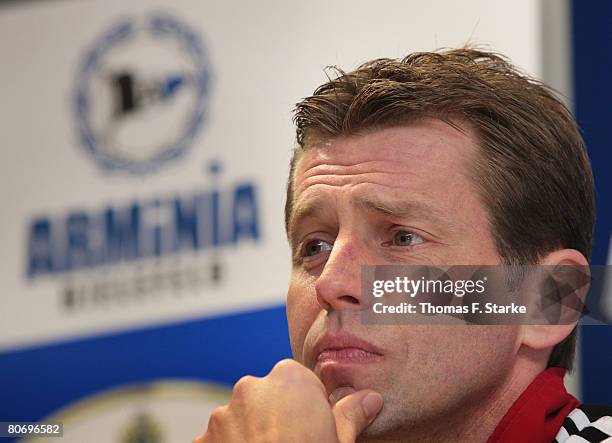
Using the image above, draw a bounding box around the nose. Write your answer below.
[315,234,365,312]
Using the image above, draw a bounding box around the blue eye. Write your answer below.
[393,230,423,247]
[303,239,333,257]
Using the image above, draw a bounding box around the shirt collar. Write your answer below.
[488,368,580,443]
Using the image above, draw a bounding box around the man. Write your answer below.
[195,49,610,442]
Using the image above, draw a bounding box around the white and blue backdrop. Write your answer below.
[0,1,609,441]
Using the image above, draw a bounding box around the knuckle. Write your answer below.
[271,358,302,375]
[270,359,320,386]
[206,406,226,430]
[233,375,255,395]
[198,430,215,443]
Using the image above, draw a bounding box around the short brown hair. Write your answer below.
[286,48,595,370]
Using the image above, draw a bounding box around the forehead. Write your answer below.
[292,119,479,200]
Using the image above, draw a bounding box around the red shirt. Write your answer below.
[488,368,580,443]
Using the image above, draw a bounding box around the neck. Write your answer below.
[360,347,549,443]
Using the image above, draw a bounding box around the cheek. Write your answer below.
[400,326,521,384]
[432,326,521,380]
[286,276,319,363]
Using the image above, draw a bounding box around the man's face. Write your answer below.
[286,119,522,438]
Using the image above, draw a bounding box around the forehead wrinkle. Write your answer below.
[296,158,415,196]
[298,164,408,193]
[296,171,410,196]
[287,179,447,241]
[289,167,424,237]
[301,159,407,178]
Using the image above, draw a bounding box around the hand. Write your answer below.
[193,359,383,443]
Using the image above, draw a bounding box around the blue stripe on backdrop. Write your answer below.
[572,0,612,404]
[0,304,292,423]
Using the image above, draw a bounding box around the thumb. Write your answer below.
[332,390,383,443]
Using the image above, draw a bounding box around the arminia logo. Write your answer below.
[74,13,211,174]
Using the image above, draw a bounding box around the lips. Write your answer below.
[312,332,384,367]
[318,347,381,362]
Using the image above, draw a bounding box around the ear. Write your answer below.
[521,249,590,351]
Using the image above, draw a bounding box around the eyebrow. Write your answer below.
[288,195,451,242]
[354,196,449,223]
[288,198,332,241]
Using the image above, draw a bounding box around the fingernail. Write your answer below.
[361,392,383,419]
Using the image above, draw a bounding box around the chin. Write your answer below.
[357,415,401,442]
[357,395,425,442]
